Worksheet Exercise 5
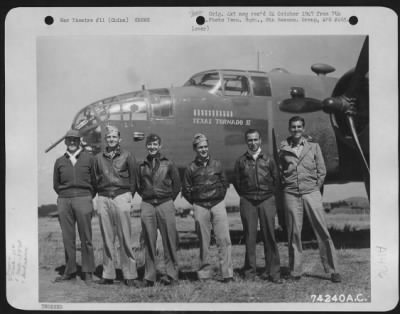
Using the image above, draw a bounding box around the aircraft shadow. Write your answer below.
[178,266,292,282]
[302,273,332,281]
[53,263,334,283]
[177,228,370,250]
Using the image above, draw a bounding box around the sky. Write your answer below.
[37,35,367,205]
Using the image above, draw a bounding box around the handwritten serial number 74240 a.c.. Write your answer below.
[310,294,368,303]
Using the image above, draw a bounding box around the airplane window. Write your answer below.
[123,100,147,120]
[223,75,250,96]
[184,72,222,95]
[108,103,122,120]
[93,105,109,122]
[152,95,173,118]
[250,76,272,96]
[121,102,132,120]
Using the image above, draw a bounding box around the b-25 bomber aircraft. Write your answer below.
[46,38,369,198]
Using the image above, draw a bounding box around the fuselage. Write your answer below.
[72,69,342,182]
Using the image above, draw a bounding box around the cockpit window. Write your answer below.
[184,72,222,95]
[250,76,272,96]
[106,99,148,121]
[223,75,250,96]
[93,104,109,122]
[149,95,173,118]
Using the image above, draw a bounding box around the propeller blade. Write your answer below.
[279,97,322,113]
[45,136,65,153]
[346,116,369,173]
[345,37,369,98]
[272,128,286,234]
[272,128,279,165]
[346,115,370,199]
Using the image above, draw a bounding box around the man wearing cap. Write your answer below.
[137,134,181,286]
[53,129,96,282]
[233,129,282,283]
[182,133,233,283]
[279,116,341,283]
[93,125,141,287]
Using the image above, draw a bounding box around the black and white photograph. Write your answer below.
[5,7,398,311]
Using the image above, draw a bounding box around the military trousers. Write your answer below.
[57,195,95,275]
[193,201,233,279]
[240,196,281,279]
[141,200,179,283]
[97,192,138,280]
[283,190,338,277]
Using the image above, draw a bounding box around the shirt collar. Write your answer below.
[195,155,211,166]
[245,148,264,160]
[65,148,82,159]
[146,152,160,161]
[288,136,306,147]
[144,153,167,164]
[103,145,121,159]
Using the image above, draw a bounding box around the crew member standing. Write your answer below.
[234,129,282,283]
[279,116,341,283]
[53,129,96,282]
[137,134,181,286]
[93,125,142,287]
[182,133,234,283]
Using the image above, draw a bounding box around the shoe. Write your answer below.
[259,272,270,280]
[331,273,342,283]
[160,275,178,286]
[97,278,114,285]
[197,268,212,281]
[145,280,154,287]
[124,279,145,288]
[54,273,76,282]
[221,277,234,283]
[83,272,93,282]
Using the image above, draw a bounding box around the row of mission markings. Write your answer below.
[194,109,233,118]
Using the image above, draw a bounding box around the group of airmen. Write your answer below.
[52,115,341,288]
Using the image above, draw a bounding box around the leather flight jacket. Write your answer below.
[93,147,137,198]
[137,154,181,205]
[182,157,229,209]
[234,151,279,203]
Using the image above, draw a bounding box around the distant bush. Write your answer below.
[175,207,192,218]
[329,206,370,215]
[130,208,141,218]
[226,206,240,213]
[326,197,370,215]
[323,202,332,213]
[38,204,58,217]
[173,205,240,217]
[330,200,347,209]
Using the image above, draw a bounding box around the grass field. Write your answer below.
[38,208,370,303]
